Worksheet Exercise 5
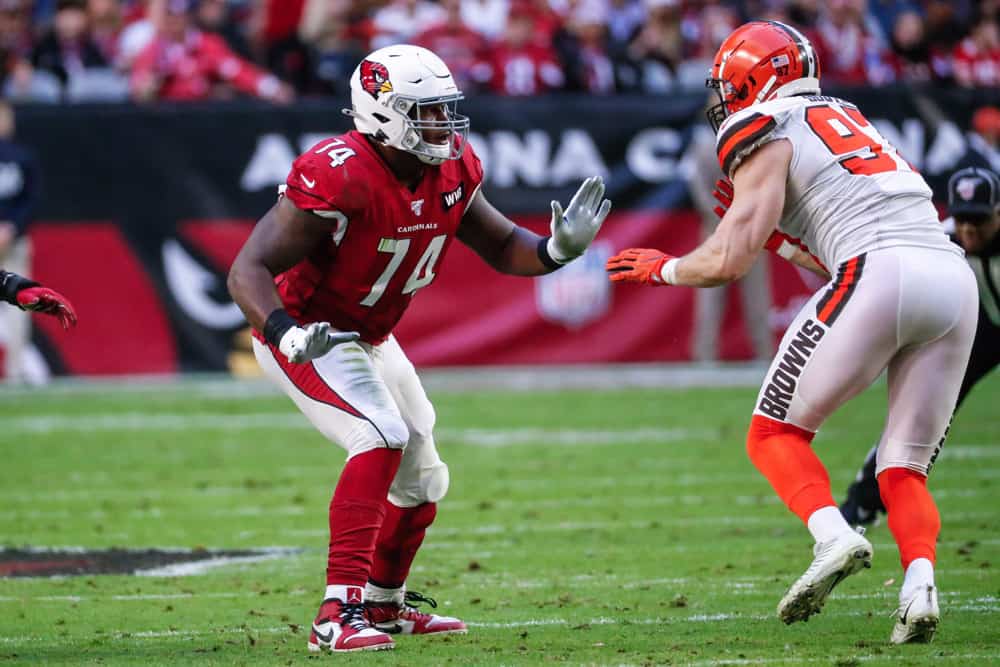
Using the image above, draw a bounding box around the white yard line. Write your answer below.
[3,414,716,447]
[0,364,773,399]
[2,602,998,645]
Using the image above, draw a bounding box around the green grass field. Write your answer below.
[1,374,998,665]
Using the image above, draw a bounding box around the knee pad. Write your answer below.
[875,437,937,477]
[388,460,450,507]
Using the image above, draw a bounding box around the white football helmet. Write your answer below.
[344,44,470,166]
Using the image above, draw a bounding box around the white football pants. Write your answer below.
[753,247,978,475]
[253,334,448,507]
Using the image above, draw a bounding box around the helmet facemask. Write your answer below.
[345,45,471,166]
[705,74,747,134]
[395,93,470,165]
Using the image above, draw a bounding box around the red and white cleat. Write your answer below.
[366,590,468,636]
[307,586,395,653]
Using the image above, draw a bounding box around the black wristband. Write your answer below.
[536,237,564,271]
[0,270,39,306]
[263,308,298,347]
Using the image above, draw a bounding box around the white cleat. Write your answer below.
[777,529,873,624]
[891,584,939,644]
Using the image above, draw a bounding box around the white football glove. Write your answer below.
[547,175,612,263]
[278,322,360,363]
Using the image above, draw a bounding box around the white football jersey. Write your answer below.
[716,94,961,269]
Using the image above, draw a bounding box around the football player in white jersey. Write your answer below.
[607,21,978,644]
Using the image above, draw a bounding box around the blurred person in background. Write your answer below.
[676,1,739,90]
[810,0,890,85]
[840,166,1000,526]
[626,0,685,92]
[460,0,507,40]
[963,106,1000,174]
[194,0,251,59]
[686,116,772,363]
[413,0,490,92]
[884,9,949,82]
[370,0,444,50]
[0,101,46,381]
[0,0,32,61]
[31,0,109,94]
[88,0,123,64]
[130,0,293,102]
[298,0,363,95]
[787,0,820,29]
[561,0,615,94]
[952,6,1000,88]
[0,0,51,99]
[486,0,564,95]
[228,44,609,653]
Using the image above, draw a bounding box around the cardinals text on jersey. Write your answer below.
[273,131,484,344]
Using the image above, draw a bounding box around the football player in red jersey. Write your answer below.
[228,44,611,654]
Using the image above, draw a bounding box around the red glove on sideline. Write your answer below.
[16,287,78,330]
[606,248,674,285]
[712,177,733,219]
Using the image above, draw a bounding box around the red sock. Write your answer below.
[746,415,835,524]
[878,467,939,569]
[326,448,402,586]
[369,501,437,588]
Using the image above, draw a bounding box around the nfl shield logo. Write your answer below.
[535,242,613,329]
[956,177,979,201]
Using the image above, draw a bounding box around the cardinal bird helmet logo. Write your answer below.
[360,60,393,99]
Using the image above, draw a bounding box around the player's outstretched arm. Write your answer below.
[607,140,791,288]
[713,177,831,280]
[458,176,611,276]
[228,197,359,363]
[0,270,77,330]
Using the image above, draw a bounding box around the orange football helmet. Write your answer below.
[706,21,821,132]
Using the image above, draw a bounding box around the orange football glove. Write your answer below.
[606,248,674,285]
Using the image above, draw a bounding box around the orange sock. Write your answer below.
[746,415,835,524]
[878,467,939,569]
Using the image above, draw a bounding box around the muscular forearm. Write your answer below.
[227,259,285,332]
[672,213,760,287]
[495,226,559,276]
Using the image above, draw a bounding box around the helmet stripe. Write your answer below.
[770,21,816,79]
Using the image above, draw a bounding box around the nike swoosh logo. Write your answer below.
[376,623,403,634]
[302,176,316,188]
[313,625,334,644]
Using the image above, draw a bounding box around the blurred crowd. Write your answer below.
[0,0,997,104]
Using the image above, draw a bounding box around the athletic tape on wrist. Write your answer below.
[660,258,680,285]
[263,308,298,348]
[537,236,565,270]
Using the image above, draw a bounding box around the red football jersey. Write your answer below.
[275,130,484,344]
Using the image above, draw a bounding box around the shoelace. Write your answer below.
[403,591,438,609]
[339,601,371,631]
